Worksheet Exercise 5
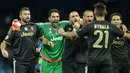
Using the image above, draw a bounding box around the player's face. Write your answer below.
[69,12,80,24]
[49,12,60,24]
[83,11,94,24]
[111,15,122,28]
[20,10,31,23]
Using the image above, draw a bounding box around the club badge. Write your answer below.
[24,27,28,31]
[68,28,71,31]
[31,26,33,30]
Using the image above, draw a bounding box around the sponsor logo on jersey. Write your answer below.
[21,32,34,37]
[51,36,63,41]
[112,40,124,45]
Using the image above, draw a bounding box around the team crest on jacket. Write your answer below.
[24,27,28,31]
[31,26,33,30]
[68,28,72,31]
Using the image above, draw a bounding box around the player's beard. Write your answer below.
[23,17,31,23]
[52,20,59,28]
[74,19,78,22]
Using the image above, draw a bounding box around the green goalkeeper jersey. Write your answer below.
[37,21,70,62]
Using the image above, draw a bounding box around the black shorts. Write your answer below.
[113,61,130,73]
[62,61,76,73]
[14,58,37,73]
[113,65,130,73]
[76,62,87,73]
[87,64,113,73]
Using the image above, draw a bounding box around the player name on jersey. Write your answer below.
[94,24,109,29]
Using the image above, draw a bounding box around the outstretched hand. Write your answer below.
[73,22,80,30]
[57,28,65,35]
[121,24,128,32]
[48,42,54,47]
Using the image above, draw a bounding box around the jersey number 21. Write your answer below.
[93,30,109,48]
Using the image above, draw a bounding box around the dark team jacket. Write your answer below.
[75,26,88,63]
[76,20,124,66]
[111,37,130,66]
[62,25,80,62]
[4,23,43,61]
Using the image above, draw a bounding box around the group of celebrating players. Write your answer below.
[1,2,130,73]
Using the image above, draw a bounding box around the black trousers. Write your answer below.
[62,61,76,73]
[76,62,87,73]
[14,58,37,73]
[113,65,130,73]
[87,64,113,73]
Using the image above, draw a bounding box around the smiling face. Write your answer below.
[111,15,122,28]
[49,12,60,24]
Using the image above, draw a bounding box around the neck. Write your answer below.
[117,24,121,29]
[96,16,105,21]
[51,23,58,29]
[20,21,28,25]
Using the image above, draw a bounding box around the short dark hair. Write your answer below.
[48,9,60,17]
[69,11,78,17]
[94,2,106,16]
[110,12,122,20]
[19,7,30,15]
[83,10,93,16]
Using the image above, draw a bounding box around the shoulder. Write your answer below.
[59,20,70,23]
[59,20,71,28]
[84,22,94,28]
[36,22,50,26]
[59,20,70,24]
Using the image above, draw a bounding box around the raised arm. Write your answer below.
[58,28,79,40]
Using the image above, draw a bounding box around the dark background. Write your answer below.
[0,0,130,42]
[0,0,130,73]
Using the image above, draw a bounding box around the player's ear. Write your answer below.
[111,21,113,24]
[105,10,107,15]
[120,20,122,24]
[94,10,96,15]
[105,11,107,15]
[19,14,21,19]
[48,17,50,21]
[83,16,85,20]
